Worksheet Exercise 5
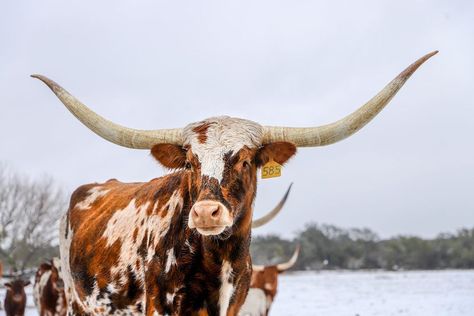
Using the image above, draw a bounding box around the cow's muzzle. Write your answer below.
[188,200,232,235]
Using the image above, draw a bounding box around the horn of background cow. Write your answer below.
[31,75,183,148]
[276,244,300,272]
[262,51,438,147]
[251,183,293,229]
[252,264,265,272]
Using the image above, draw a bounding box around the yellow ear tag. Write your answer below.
[261,159,282,179]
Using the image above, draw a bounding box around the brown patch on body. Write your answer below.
[192,122,213,144]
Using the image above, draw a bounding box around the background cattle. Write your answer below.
[240,245,300,316]
[4,279,30,316]
[34,257,67,316]
[32,51,435,315]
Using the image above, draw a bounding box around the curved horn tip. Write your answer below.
[30,74,59,92]
[30,74,47,81]
[399,50,439,79]
[276,244,300,272]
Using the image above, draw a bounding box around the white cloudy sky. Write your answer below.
[1,1,473,238]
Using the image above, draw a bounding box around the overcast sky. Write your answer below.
[1,1,473,239]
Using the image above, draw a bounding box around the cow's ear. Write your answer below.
[151,144,187,169]
[256,142,296,167]
[4,282,11,290]
[24,280,31,287]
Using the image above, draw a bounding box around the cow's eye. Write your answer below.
[242,160,250,169]
[185,162,192,170]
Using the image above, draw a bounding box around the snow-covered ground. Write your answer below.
[1,270,473,315]
[272,270,474,316]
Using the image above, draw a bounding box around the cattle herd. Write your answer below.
[1,51,436,315]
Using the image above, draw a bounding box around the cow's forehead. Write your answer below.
[183,116,263,182]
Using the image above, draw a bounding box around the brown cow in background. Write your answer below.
[240,245,300,316]
[33,258,67,316]
[4,279,30,316]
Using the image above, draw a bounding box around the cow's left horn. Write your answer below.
[276,244,300,272]
[252,183,292,228]
[262,51,438,147]
[32,75,183,148]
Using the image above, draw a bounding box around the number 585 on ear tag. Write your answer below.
[261,160,282,179]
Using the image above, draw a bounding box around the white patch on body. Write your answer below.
[185,240,194,254]
[183,116,263,182]
[265,295,273,310]
[264,282,274,291]
[56,291,66,315]
[102,199,149,287]
[146,191,183,263]
[59,213,80,312]
[166,292,175,305]
[166,286,181,306]
[238,288,267,316]
[219,260,235,316]
[165,248,176,273]
[33,270,52,308]
[75,187,110,210]
[83,281,138,316]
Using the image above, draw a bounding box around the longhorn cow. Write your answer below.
[33,258,67,316]
[32,51,436,315]
[240,246,300,316]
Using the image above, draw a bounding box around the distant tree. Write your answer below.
[445,228,474,268]
[250,234,296,266]
[0,164,65,274]
[251,222,474,271]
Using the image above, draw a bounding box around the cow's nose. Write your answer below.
[189,201,232,235]
[192,201,222,221]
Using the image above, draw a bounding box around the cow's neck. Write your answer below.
[184,174,254,314]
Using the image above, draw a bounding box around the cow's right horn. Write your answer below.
[32,75,183,148]
[252,183,293,228]
[262,51,438,147]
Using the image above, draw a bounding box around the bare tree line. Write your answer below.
[0,163,66,274]
[252,223,474,270]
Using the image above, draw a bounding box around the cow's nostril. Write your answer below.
[211,208,219,218]
[193,208,200,218]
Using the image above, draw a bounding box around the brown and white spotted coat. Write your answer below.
[34,258,67,316]
[60,117,296,315]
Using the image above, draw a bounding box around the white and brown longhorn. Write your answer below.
[32,51,437,316]
[240,246,300,316]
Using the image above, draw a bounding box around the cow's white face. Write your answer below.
[151,116,296,237]
[183,117,263,182]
